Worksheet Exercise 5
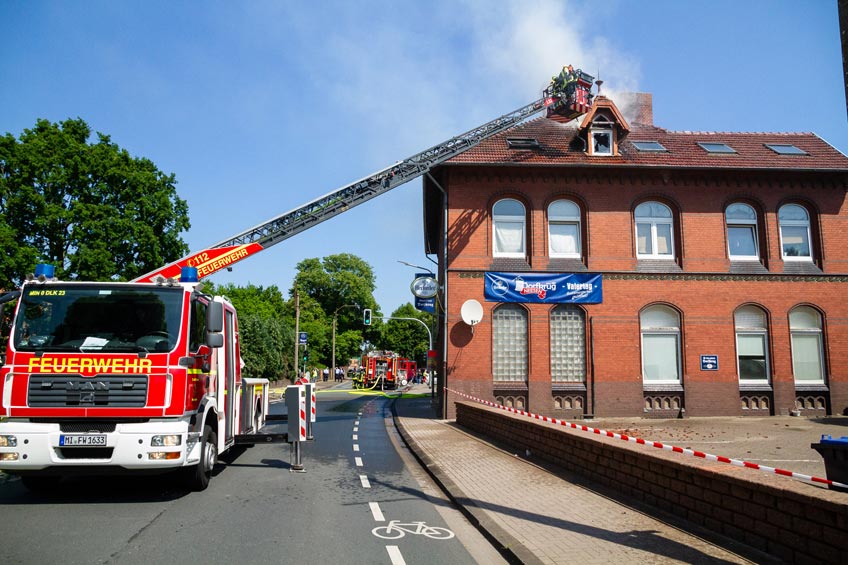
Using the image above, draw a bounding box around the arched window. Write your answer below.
[493,304,527,382]
[640,305,681,384]
[635,202,674,259]
[493,198,526,257]
[726,203,759,260]
[735,306,770,383]
[550,305,585,382]
[778,204,812,261]
[789,306,825,384]
[548,200,581,258]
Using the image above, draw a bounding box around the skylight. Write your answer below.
[507,137,540,149]
[632,141,667,152]
[765,144,808,155]
[697,142,737,154]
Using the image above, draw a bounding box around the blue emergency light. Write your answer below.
[34,264,55,279]
[180,266,199,283]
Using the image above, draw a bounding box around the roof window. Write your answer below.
[697,142,737,154]
[765,143,808,155]
[506,137,540,149]
[631,141,667,152]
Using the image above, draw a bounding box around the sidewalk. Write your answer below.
[393,395,771,565]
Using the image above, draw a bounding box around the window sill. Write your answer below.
[739,383,772,392]
[643,383,684,392]
[552,382,587,392]
[795,384,828,392]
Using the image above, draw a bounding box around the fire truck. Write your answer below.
[359,352,417,390]
[0,65,594,491]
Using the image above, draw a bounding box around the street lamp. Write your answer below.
[332,303,359,383]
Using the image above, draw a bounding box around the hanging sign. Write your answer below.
[484,272,603,304]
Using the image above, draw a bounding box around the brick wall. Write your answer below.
[457,401,848,563]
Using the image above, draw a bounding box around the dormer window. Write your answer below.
[590,116,613,156]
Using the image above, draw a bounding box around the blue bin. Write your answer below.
[811,435,848,491]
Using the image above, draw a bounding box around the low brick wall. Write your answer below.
[456,401,848,564]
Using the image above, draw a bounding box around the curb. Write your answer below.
[390,398,540,565]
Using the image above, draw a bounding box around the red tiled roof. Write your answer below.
[446,116,848,171]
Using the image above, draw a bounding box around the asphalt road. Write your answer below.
[0,389,502,565]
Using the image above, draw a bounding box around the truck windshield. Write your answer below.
[12,284,184,353]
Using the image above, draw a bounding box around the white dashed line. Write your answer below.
[369,501,385,522]
[353,444,360,452]
[352,434,358,440]
[359,475,371,488]
[386,546,406,565]
[355,457,363,467]
[353,426,359,432]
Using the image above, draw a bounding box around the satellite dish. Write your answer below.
[460,299,484,327]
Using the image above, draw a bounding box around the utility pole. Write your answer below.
[293,289,300,379]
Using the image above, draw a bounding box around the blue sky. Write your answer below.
[2,1,846,314]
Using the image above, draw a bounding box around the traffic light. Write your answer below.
[302,345,308,363]
[363,308,372,326]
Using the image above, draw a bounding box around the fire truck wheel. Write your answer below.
[21,475,62,492]
[185,425,217,491]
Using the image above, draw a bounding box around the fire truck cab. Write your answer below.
[0,265,269,491]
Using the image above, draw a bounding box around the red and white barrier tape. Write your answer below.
[446,387,848,491]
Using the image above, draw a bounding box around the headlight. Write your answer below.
[148,452,180,460]
[151,435,181,447]
[0,435,17,448]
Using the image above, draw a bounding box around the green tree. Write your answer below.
[379,303,434,361]
[0,118,190,287]
[292,253,380,365]
[212,283,293,381]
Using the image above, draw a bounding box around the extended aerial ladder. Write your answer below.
[134,67,595,283]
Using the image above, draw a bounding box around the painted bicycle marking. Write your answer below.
[372,520,455,540]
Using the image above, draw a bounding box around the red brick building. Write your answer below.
[423,93,848,419]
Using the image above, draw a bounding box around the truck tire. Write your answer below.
[184,425,217,491]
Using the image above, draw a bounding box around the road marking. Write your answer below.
[369,502,385,522]
[360,475,371,488]
[386,546,406,565]
[355,456,363,467]
[353,444,360,452]
[353,434,358,440]
[353,426,359,432]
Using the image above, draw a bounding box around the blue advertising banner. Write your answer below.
[484,272,603,304]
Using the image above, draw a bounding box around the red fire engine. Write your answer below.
[0,65,592,492]
[359,352,417,390]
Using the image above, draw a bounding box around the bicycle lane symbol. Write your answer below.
[372,520,455,540]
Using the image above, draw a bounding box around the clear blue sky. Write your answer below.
[2,1,846,313]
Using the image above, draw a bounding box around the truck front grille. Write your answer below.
[28,375,148,408]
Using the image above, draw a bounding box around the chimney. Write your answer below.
[615,92,653,126]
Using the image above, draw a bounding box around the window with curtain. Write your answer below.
[493,198,526,257]
[790,306,825,384]
[778,204,812,261]
[735,305,770,383]
[493,304,528,382]
[548,200,581,258]
[725,203,759,260]
[635,202,674,259]
[640,305,681,384]
[550,305,585,382]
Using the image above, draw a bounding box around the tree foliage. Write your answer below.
[0,118,190,288]
[292,253,380,366]
[212,283,293,381]
[379,303,434,361]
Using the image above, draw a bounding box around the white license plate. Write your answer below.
[59,434,107,447]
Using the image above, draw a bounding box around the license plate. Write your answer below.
[59,434,107,447]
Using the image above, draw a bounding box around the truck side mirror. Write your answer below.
[207,301,224,333]
[206,332,223,348]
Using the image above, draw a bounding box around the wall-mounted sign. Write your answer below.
[411,275,438,299]
[484,272,603,304]
[700,355,719,371]
[298,332,308,344]
[415,296,436,313]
